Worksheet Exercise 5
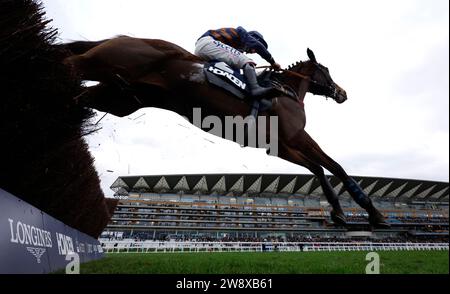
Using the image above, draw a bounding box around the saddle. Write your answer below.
[203,61,297,118]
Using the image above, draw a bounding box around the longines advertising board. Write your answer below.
[0,188,104,274]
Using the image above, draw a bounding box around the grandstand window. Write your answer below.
[254,198,270,205]
[142,193,161,200]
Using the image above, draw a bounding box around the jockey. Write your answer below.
[195,26,281,97]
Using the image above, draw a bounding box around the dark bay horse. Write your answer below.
[61,36,389,228]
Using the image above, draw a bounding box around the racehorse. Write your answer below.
[61,35,389,228]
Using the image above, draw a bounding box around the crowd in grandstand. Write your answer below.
[102,232,448,244]
[106,200,448,245]
[345,215,448,224]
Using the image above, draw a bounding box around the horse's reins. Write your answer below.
[256,65,337,98]
[255,65,316,83]
[255,65,317,98]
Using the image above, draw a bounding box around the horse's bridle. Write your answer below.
[287,64,338,99]
[310,63,338,99]
[258,64,338,100]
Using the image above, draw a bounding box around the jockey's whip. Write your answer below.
[254,65,272,70]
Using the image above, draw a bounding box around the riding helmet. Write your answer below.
[248,31,268,49]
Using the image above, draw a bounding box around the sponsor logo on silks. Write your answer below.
[26,247,46,263]
[213,41,242,56]
[208,65,247,90]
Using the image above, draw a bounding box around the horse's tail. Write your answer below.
[56,39,109,55]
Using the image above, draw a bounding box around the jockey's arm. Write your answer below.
[244,35,280,69]
[252,45,281,70]
[235,26,280,70]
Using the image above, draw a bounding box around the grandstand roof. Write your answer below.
[110,174,449,203]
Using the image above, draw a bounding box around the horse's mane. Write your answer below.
[285,60,306,71]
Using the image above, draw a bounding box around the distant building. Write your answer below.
[102,174,449,242]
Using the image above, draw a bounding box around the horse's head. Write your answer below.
[284,49,347,104]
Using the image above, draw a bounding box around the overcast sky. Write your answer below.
[42,0,449,196]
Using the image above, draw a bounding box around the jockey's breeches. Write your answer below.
[195,36,254,69]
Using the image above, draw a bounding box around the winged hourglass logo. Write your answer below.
[26,247,46,263]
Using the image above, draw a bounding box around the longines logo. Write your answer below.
[1,191,103,273]
[26,247,46,263]
[9,218,52,247]
[9,218,52,264]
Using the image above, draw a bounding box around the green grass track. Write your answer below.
[73,251,448,274]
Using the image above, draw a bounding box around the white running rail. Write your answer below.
[99,240,449,253]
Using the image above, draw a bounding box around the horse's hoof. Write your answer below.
[330,210,347,226]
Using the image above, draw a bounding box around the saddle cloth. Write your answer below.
[203,61,249,99]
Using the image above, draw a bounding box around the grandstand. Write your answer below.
[101,174,449,247]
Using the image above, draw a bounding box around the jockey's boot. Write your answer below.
[243,63,272,97]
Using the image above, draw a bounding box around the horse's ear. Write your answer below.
[307,48,317,63]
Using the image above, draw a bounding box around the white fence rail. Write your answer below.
[100,240,449,253]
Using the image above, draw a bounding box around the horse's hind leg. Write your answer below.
[278,142,346,226]
[84,83,143,117]
[58,39,109,55]
[288,131,389,228]
[314,165,347,225]
[64,54,120,83]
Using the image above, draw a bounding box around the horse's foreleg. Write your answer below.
[290,131,389,228]
[278,142,346,225]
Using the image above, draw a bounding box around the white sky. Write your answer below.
[42,0,449,196]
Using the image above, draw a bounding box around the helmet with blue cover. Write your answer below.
[247,31,268,49]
